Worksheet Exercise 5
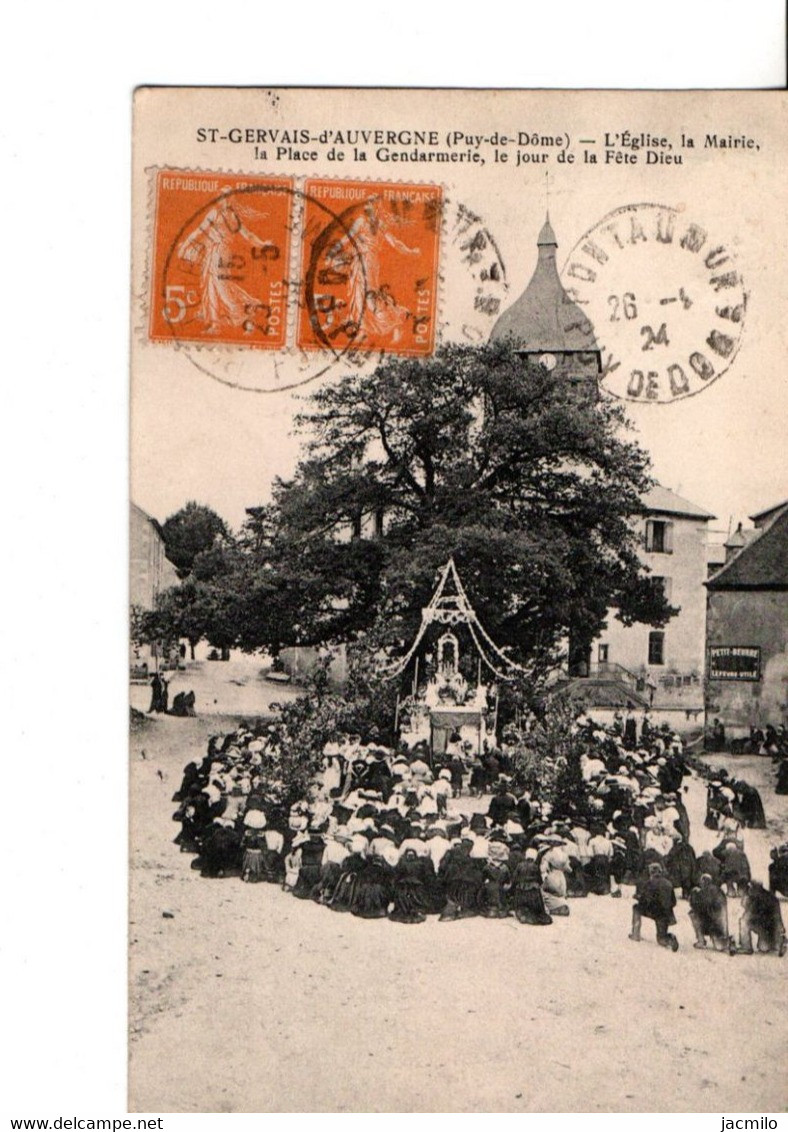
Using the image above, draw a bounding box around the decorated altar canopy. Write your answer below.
[382,558,526,682]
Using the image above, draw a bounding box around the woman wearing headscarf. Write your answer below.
[173,784,210,853]
[388,848,436,923]
[283,832,306,893]
[198,816,243,879]
[481,837,512,917]
[438,838,485,920]
[509,849,553,925]
[292,830,325,899]
[775,759,788,795]
[312,828,351,904]
[584,824,620,897]
[736,780,766,829]
[240,810,268,883]
[172,761,200,803]
[328,834,368,912]
[769,845,788,898]
[350,837,394,918]
[540,842,571,915]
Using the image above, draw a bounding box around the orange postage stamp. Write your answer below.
[297,178,442,355]
[149,171,294,348]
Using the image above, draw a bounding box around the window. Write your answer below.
[598,644,609,663]
[645,519,673,554]
[648,631,665,666]
[653,576,673,601]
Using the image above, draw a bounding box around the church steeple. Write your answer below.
[537,214,557,247]
[489,214,601,394]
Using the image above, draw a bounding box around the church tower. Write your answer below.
[489,216,601,396]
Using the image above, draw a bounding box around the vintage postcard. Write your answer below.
[130,88,787,1114]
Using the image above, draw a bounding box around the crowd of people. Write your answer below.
[171,715,786,955]
[707,719,788,756]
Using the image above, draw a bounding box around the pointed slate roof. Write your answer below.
[750,499,788,527]
[706,503,788,590]
[639,485,715,521]
[490,215,599,353]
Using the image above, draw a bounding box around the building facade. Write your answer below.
[130,502,180,673]
[130,502,180,610]
[592,485,714,726]
[705,501,788,737]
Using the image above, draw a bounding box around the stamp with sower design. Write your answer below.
[298,178,442,355]
[149,171,294,349]
[146,169,505,393]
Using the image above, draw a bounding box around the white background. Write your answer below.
[3,0,786,1125]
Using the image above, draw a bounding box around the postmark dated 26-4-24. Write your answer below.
[561,203,747,404]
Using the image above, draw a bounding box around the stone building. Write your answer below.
[130,502,180,672]
[130,502,180,609]
[591,485,714,728]
[705,501,788,738]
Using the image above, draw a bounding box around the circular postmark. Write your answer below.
[145,169,509,394]
[560,203,747,404]
[440,198,509,346]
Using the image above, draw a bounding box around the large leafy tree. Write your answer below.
[161,501,230,579]
[138,537,246,659]
[253,341,675,667]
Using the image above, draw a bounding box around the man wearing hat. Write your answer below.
[735,880,787,956]
[488,780,517,827]
[688,873,731,951]
[630,862,679,950]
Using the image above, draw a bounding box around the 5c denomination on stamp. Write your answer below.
[144,171,503,395]
[561,203,746,403]
[150,171,294,348]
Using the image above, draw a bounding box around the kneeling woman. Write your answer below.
[388,848,440,923]
[482,839,512,917]
[350,839,394,918]
[329,834,368,912]
[509,849,553,925]
[438,837,485,920]
[541,843,572,915]
[291,829,325,899]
